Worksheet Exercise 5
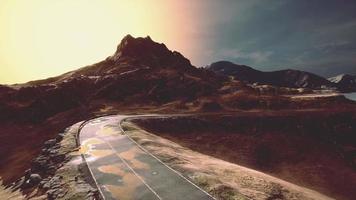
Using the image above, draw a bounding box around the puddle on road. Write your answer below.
[105,183,142,200]
[118,146,149,170]
[98,164,126,177]
[90,118,109,124]
[99,164,145,200]
[80,138,103,153]
[96,126,119,136]
[80,138,114,157]
[90,149,115,157]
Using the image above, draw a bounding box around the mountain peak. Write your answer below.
[111,34,154,60]
[109,34,191,68]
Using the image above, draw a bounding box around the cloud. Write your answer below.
[314,40,350,50]
[200,0,356,76]
[217,48,274,64]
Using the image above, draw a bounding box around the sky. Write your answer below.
[1,0,356,84]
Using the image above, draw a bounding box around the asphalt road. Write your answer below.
[79,115,215,200]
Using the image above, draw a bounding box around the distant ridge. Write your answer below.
[207,61,335,89]
[328,74,356,92]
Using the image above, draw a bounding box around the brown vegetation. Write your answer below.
[133,110,356,200]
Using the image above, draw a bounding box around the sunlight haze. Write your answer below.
[0,0,203,84]
[1,0,356,84]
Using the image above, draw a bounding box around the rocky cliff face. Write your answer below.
[109,34,191,68]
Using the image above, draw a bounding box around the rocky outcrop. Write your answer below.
[10,122,100,200]
[109,34,192,68]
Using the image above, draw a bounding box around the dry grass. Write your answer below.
[0,179,24,200]
[122,121,333,200]
[133,113,356,200]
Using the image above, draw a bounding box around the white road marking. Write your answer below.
[105,140,163,200]
[119,116,216,199]
[78,121,107,200]
[80,115,216,200]
[81,117,162,200]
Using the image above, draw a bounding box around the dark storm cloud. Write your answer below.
[205,0,356,77]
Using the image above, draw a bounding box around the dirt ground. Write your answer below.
[122,121,334,200]
[132,110,356,200]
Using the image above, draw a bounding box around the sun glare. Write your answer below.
[0,0,200,84]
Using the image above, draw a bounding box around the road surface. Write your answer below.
[79,115,214,200]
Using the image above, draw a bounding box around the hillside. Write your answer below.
[207,61,336,89]
[329,74,356,92]
[1,35,356,200]
[1,35,230,123]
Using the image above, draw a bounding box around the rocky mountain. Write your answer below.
[1,35,229,122]
[26,35,213,84]
[2,36,355,124]
[207,61,336,89]
[328,74,356,92]
[2,35,356,200]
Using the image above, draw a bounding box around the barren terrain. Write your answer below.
[132,110,356,200]
[122,120,334,200]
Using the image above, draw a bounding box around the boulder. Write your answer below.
[44,139,57,148]
[29,174,42,185]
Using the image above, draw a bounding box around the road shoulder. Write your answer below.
[123,120,333,200]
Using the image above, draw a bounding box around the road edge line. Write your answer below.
[77,119,107,200]
[119,116,216,200]
[105,140,162,200]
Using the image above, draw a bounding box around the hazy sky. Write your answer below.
[1,0,356,84]
[205,0,356,78]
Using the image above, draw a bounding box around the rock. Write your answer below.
[47,165,57,174]
[24,169,32,179]
[86,189,100,200]
[46,189,58,199]
[13,177,26,190]
[29,174,42,185]
[50,153,65,163]
[41,148,49,154]
[49,149,58,155]
[39,180,47,188]
[44,139,57,148]
[42,182,50,190]
[56,133,64,142]
[47,188,67,199]
[32,155,49,171]
[52,144,61,150]
[87,188,98,194]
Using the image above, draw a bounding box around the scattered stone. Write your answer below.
[86,188,100,200]
[47,187,68,200]
[16,123,100,199]
[52,143,61,150]
[29,174,42,185]
[44,139,57,148]
[50,153,65,163]
[41,148,49,154]
[24,169,32,179]
[49,149,58,155]
[32,155,49,171]
[56,132,65,142]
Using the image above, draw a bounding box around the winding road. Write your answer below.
[78,115,214,200]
